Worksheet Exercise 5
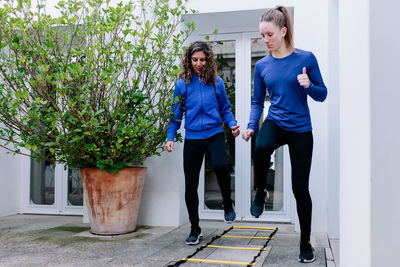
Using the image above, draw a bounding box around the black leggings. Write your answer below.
[183,132,232,228]
[254,120,313,242]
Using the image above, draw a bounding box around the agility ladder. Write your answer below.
[167,225,279,266]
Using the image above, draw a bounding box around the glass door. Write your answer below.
[21,154,83,215]
[201,39,236,218]
[198,33,291,222]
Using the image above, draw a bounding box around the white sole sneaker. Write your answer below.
[298,256,315,263]
[298,246,315,263]
[185,233,203,245]
[224,215,236,224]
[224,204,236,223]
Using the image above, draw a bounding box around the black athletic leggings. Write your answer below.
[183,132,232,228]
[254,119,313,242]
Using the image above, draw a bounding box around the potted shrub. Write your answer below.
[0,0,194,234]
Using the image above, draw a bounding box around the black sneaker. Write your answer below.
[224,203,236,223]
[298,242,315,263]
[185,227,203,245]
[250,190,265,218]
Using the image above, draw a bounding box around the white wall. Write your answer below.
[0,144,21,217]
[340,1,400,266]
[187,0,335,236]
[139,140,188,226]
[369,1,400,266]
[339,0,371,266]
[327,0,340,240]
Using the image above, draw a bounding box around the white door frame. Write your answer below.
[196,32,292,222]
[20,155,83,215]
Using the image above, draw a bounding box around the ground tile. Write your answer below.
[262,246,326,267]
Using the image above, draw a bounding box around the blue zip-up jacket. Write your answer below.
[248,49,327,133]
[167,74,237,141]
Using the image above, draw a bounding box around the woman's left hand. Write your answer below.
[297,67,310,89]
[231,125,240,138]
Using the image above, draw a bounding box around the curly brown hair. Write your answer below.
[179,41,217,85]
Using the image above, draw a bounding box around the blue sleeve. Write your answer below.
[217,78,237,128]
[167,81,184,141]
[247,63,266,131]
[304,53,327,102]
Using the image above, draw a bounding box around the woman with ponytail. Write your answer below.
[242,6,327,263]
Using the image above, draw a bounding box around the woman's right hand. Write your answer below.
[241,129,254,142]
[165,141,174,152]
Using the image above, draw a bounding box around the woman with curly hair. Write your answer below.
[165,41,240,245]
[242,6,327,263]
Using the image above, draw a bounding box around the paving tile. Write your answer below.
[145,240,217,267]
[262,246,326,267]
[250,232,298,247]
[326,247,336,267]
[206,245,260,261]
[311,232,330,248]
[330,238,340,266]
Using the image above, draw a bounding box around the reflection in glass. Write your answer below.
[30,151,55,205]
[68,168,83,206]
[250,38,283,212]
[204,40,236,210]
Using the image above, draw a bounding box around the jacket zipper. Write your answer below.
[200,81,204,136]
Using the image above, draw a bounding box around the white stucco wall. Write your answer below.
[369,1,400,266]
[340,1,400,266]
[339,0,371,266]
[327,0,340,240]
[0,144,21,217]
[139,141,188,226]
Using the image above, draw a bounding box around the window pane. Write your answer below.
[67,168,83,206]
[204,40,236,210]
[30,151,55,205]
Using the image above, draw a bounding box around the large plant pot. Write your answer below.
[80,167,146,235]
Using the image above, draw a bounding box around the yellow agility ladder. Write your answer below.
[167,226,279,266]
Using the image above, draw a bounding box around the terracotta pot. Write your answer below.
[80,167,146,235]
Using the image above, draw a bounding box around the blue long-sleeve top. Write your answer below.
[167,74,237,141]
[248,49,327,133]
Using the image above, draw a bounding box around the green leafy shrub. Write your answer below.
[0,0,194,173]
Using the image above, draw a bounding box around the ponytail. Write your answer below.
[260,6,294,50]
